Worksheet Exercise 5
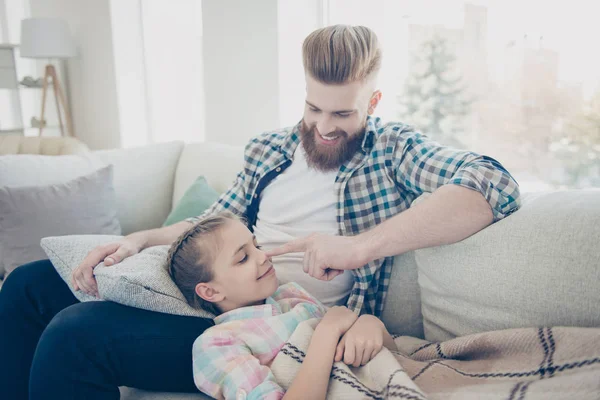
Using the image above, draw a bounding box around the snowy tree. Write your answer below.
[398,34,472,147]
[550,91,600,187]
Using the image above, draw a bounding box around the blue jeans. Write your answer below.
[0,260,214,400]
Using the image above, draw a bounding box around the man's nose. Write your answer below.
[316,119,335,136]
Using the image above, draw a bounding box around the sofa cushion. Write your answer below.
[417,190,600,342]
[0,140,185,236]
[163,176,219,226]
[40,234,214,319]
[172,142,244,206]
[0,166,121,278]
[0,152,105,279]
[380,251,424,338]
[94,141,184,235]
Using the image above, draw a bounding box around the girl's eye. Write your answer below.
[256,245,262,250]
[309,108,320,113]
[239,254,248,264]
[337,113,351,118]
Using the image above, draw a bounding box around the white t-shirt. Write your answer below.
[253,147,354,307]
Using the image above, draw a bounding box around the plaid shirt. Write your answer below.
[192,283,327,400]
[189,116,521,316]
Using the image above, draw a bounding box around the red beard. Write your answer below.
[299,120,366,171]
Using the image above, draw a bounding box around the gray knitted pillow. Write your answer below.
[40,235,214,319]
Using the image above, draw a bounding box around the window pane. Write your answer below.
[327,0,600,190]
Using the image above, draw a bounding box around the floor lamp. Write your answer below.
[20,18,76,138]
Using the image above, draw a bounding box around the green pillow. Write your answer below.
[163,176,220,226]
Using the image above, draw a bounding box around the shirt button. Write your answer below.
[276,167,281,172]
[236,389,247,400]
[254,193,258,199]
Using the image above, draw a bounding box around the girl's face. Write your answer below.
[195,219,279,312]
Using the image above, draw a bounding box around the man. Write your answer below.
[0,25,520,399]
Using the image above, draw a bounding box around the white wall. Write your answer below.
[202,0,280,146]
[277,0,321,128]
[29,0,121,149]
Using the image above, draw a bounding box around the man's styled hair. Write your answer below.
[302,25,382,84]
[167,211,240,316]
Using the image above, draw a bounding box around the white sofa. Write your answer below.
[3,138,599,400]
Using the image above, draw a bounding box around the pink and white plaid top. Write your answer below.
[192,282,328,400]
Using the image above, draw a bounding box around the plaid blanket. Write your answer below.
[271,319,600,399]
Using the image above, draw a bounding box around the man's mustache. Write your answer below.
[302,121,348,139]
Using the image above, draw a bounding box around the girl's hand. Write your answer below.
[319,306,359,337]
[334,315,385,367]
[71,238,144,297]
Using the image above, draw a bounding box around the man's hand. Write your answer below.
[265,234,369,281]
[71,239,144,297]
[334,315,385,367]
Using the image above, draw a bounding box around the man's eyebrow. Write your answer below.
[232,235,256,258]
[305,101,355,114]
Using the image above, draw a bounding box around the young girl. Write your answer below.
[168,212,396,400]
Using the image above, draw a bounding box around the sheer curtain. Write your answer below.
[109,0,205,147]
[140,0,204,144]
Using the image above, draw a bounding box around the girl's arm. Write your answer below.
[283,306,358,400]
[282,324,340,400]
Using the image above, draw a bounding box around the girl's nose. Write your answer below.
[258,248,269,265]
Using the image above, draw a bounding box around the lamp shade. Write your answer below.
[20,18,76,59]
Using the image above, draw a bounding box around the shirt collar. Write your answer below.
[278,121,301,159]
[362,115,380,153]
[278,115,381,159]
[213,296,282,325]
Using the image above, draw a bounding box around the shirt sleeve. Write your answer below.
[192,330,285,400]
[392,129,522,221]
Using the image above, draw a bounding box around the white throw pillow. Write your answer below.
[40,235,214,319]
[93,141,184,235]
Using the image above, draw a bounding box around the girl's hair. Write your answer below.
[302,25,382,84]
[167,211,240,315]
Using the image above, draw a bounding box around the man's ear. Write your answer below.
[368,90,382,115]
[195,282,225,303]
